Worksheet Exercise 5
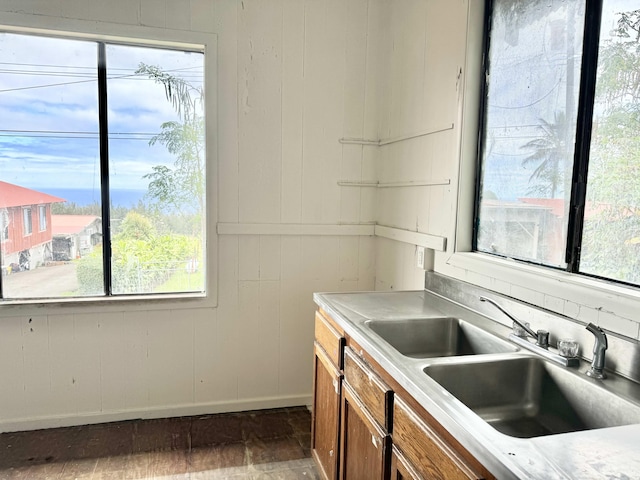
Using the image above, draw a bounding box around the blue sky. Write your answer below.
[0,33,203,194]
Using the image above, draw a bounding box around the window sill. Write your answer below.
[443,251,640,321]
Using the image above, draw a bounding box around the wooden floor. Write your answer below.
[0,407,319,479]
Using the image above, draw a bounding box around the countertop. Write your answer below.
[313,289,640,480]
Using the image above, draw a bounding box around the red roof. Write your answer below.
[51,215,100,235]
[0,181,65,209]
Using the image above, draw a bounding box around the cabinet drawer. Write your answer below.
[315,311,345,369]
[343,346,393,431]
[393,396,483,480]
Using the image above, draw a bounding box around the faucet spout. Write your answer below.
[586,323,607,379]
[480,296,549,348]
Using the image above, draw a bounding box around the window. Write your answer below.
[476,0,640,288]
[38,205,46,231]
[0,32,205,300]
[0,209,8,241]
[23,207,32,236]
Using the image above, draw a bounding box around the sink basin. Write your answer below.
[424,356,640,438]
[365,317,518,358]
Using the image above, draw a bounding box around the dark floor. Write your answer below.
[0,407,319,479]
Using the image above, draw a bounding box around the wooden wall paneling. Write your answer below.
[96,312,127,413]
[301,0,345,224]
[120,311,152,411]
[238,235,260,281]
[193,307,219,403]
[214,235,241,402]
[215,0,240,224]
[278,278,311,396]
[146,309,194,407]
[72,313,103,416]
[48,314,79,417]
[140,0,165,28]
[190,0,215,33]
[338,237,360,283]
[0,317,26,420]
[237,0,283,224]
[357,236,376,291]
[259,235,282,281]
[281,0,305,224]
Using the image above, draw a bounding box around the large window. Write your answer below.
[0,32,205,300]
[476,0,640,288]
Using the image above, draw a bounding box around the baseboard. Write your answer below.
[0,394,312,433]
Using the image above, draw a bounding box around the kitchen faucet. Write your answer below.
[479,296,549,348]
[586,323,607,379]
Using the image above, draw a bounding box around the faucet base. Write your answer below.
[586,367,606,379]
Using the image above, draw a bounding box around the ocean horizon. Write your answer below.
[43,187,147,207]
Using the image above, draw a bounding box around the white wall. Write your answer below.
[0,0,378,432]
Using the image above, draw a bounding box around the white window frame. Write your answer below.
[38,205,46,232]
[22,207,32,236]
[435,1,640,332]
[0,17,218,310]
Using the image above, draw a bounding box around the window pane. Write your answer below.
[476,1,585,267]
[581,2,640,285]
[0,33,103,299]
[106,45,205,295]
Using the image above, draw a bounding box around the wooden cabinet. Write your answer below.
[393,396,483,480]
[390,446,424,480]
[312,308,493,480]
[340,383,391,479]
[312,311,345,480]
[339,346,393,479]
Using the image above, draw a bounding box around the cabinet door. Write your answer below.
[339,383,390,480]
[312,343,342,480]
[390,446,423,480]
[393,396,483,480]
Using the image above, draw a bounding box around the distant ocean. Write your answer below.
[44,188,147,207]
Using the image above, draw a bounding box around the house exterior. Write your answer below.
[51,215,102,260]
[0,181,65,271]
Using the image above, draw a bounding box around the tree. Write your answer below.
[135,64,205,217]
[580,9,640,284]
[520,111,568,198]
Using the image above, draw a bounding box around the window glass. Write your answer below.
[0,33,205,300]
[476,1,585,267]
[106,45,205,295]
[39,205,46,231]
[581,2,640,285]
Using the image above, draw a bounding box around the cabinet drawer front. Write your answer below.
[343,346,393,431]
[393,396,483,480]
[315,311,345,369]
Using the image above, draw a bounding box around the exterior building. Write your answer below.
[0,181,64,272]
[51,215,102,260]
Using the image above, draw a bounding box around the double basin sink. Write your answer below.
[365,317,640,439]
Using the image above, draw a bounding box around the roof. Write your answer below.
[51,215,101,235]
[0,181,65,209]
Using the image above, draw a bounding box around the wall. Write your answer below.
[0,0,378,432]
[372,0,468,291]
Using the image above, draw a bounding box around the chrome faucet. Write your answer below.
[479,296,549,348]
[586,323,607,379]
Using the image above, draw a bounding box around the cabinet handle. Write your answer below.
[333,378,340,395]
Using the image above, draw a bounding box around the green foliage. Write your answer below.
[76,249,104,295]
[580,9,640,284]
[135,63,205,218]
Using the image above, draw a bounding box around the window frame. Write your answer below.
[38,205,46,232]
[0,20,218,310]
[472,0,640,289]
[22,207,32,236]
[437,0,640,332]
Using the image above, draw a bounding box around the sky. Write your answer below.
[0,32,204,194]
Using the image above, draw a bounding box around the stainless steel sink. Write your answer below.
[365,317,518,358]
[424,356,640,438]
